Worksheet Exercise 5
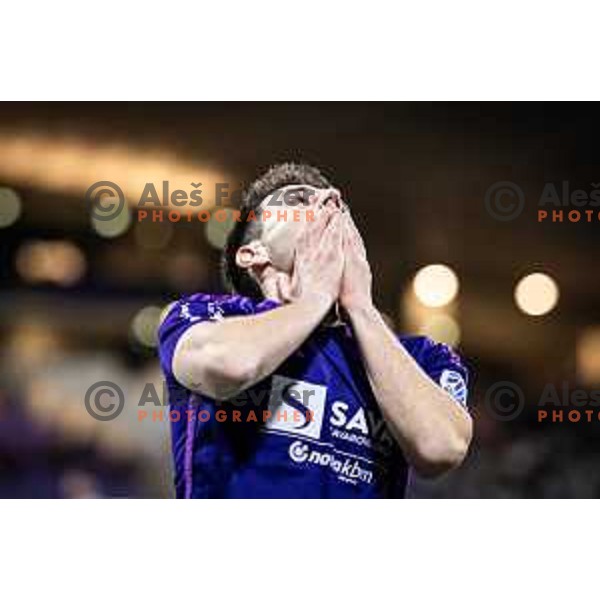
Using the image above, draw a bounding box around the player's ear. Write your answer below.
[235,240,271,270]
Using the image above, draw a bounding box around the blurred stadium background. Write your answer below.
[1,101,600,498]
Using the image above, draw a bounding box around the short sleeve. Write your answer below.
[400,336,469,408]
[157,293,280,379]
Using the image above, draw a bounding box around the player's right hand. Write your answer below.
[285,201,344,306]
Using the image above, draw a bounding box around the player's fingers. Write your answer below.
[290,245,303,275]
[345,212,360,236]
[342,218,352,247]
[323,207,342,229]
[305,204,334,251]
[315,210,337,251]
[296,204,325,256]
[278,272,294,302]
[345,213,367,256]
[325,210,344,249]
[307,201,331,239]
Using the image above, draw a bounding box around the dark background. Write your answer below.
[1,102,599,498]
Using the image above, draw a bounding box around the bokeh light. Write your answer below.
[413,264,459,308]
[514,272,559,316]
[130,305,163,348]
[16,240,86,286]
[91,205,132,238]
[205,208,237,249]
[166,251,208,292]
[0,131,230,211]
[577,326,600,385]
[419,313,461,346]
[134,219,173,250]
[0,187,22,228]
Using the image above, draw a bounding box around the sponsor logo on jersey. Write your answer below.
[439,369,468,404]
[328,401,395,453]
[263,376,327,440]
[288,440,374,485]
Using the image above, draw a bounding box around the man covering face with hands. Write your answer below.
[158,163,472,498]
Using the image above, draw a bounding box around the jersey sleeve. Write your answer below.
[400,336,470,408]
[157,293,280,380]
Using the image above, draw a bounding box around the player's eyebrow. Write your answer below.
[281,185,316,197]
[264,184,318,205]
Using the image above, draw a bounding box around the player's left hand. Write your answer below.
[339,213,373,311]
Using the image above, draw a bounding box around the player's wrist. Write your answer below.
[297,288,336,313]
[343,297,377,320]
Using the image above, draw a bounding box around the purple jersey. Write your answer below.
[158,293,469,498]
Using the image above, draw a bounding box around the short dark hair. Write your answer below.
[222,162,332,298]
